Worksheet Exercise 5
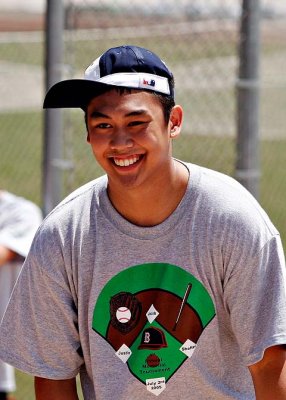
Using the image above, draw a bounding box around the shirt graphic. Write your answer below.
[92,263,215,396]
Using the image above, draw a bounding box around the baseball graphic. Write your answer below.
[146,353,160,368]
[109,292,142,334]
[116,307,131,323]
[93,263,216,388]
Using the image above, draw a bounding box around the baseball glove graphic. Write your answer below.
[110,292,142,334]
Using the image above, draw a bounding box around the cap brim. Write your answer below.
[43,79,112,110]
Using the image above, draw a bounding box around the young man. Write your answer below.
[0,45,285,399]
[0,190,42,400]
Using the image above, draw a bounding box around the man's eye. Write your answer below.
[128,121,145,127]
[96,123,111,129]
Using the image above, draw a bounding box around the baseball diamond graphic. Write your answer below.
[92,263,216,394]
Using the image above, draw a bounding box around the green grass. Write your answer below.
[0,111,43,205]
[14,370,34,400]
[0,42,43,66]
[260,140,286,233]
[15,370,84,399]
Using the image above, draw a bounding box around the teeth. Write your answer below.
[114,156,140,167]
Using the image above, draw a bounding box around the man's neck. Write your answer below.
[107,160,189,227]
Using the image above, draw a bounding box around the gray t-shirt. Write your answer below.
[0,163,285,399]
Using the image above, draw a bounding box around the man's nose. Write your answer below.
[110,127,133,150]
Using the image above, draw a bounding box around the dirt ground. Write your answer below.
[0,11,44,32]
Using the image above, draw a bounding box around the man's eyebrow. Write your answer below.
[89,109,149,119]
[89,111,111,119]
[125,109,149,117]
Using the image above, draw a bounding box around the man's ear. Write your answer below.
[169,105,183,139]
[86,131,90,143]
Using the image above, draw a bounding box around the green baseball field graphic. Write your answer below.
[92,263,215,395]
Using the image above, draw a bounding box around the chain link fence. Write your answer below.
[0,0,285,398]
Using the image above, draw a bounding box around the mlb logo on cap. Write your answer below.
[142,78,156,88]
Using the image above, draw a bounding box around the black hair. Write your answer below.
[83,79,175,131]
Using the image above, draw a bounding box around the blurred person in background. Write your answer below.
[0,190,42,400]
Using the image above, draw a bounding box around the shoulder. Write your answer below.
[189,163,276,227]
[183,162,279,255]
[36,175,107,236]
[47,175,107,218]
[26,176,107,262]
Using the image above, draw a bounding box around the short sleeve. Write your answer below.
[0,227,84,379]
[224,234,286,366]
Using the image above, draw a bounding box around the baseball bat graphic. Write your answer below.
[173,283,192,331]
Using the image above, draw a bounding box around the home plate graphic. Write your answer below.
[92,263,216,396]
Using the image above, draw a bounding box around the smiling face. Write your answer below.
[86,89,182,197]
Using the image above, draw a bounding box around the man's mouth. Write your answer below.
[113,155,141,167]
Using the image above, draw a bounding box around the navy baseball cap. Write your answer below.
[43,45,174,110]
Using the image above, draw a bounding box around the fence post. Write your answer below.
[42,0,65,215]
[235,0,261,198]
